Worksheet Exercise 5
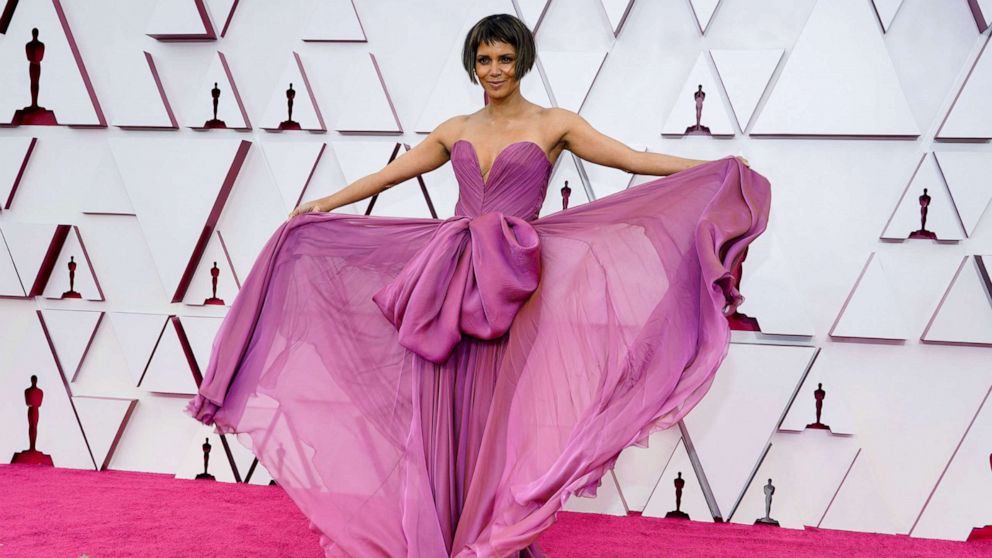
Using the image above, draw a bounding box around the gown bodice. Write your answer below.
[450,140,553,222]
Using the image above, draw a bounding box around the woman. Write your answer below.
[188,13,770,558]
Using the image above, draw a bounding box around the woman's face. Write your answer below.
[475,40,519,99]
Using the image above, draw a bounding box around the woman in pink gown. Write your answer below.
[186,13,771,558]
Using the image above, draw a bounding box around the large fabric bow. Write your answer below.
[372,212,541,364]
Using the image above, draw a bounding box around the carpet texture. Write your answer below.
[1,464,989,557]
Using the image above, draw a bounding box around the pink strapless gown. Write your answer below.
[186,140,771,557]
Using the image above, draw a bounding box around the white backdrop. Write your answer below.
[1,0,991,542]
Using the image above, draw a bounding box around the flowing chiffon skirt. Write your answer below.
[186,156,771,557]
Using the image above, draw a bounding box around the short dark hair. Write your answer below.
[461,14,536,85]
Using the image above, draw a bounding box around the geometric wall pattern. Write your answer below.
[1,0,991,544]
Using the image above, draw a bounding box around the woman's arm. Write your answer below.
[289,117,460,217]
[554,108,737,176]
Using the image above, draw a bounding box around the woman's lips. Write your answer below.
[489,80,505,88]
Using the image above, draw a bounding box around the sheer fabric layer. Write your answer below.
[186,155,771,557]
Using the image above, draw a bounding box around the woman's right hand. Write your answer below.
[288,199,326,219]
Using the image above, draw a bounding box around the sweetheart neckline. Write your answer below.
[453,139,553,188]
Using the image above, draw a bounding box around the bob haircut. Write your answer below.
[461,14,536,85]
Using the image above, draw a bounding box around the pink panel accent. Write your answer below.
[0,0,16,34]
[3,136,35,210]
[218,0,238,37]
[72,225,106,301]
[29,224,70,297]
[170,316,202,386]
[148,0,216,41]
[215,229,241,288]
[297,51,326,131]
[935,34,991,141]
[116,52,177,130]
[371,52,402,132]
[171,140,250,302]
[53,0,106,127]
[969,0,990,32]
[220,52,251,130]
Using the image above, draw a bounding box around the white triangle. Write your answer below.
[830,252,912,340]
[922,255,992,345]
[261,53,325,131]
[938,36,992,140]
[261,141,327,213]
[912,390,992,540]
[182,232,238,306]
[41,226,103,301]
[934,151,992,237]
[334,53,402,133]
[731,432,860,529]
[0,229,24,296]
[881,154,965,241]
[563,470,629,516]
[871,0,904,32]
[750,0,918,137]
[111,51,176,130]
[514,0,552,33]
[81,144,135,215]
[779,365,857,436]
[682,343,817,518]
[331,141,398,184]
[661,52,736,136]
[106,312,168,386]
[0,136,35,210]
[642,439,713,521]
[176,315,224,372]
[0,1,104,125]
[302,0,367,42]
[38,309,103,382]
[146,0,214,40]
[732,230,815,336]
[613,428,682,512]
[174,429,239,482]
[142,318,198,395]
[185,52,251,130]
[539,50,608,113]
[0,222,59,295]
[73,396,136,469]
[0,312,94,469]
[688,0,722,33]
[111,137,249,301]
[599,0,635,37]
[710,49,783,132]
[204,0,238,37]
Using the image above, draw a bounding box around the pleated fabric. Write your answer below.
[187,140,771,557]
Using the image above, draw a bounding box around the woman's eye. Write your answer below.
[500,57,512,63]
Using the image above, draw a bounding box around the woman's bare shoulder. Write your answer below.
[433,114,472,151]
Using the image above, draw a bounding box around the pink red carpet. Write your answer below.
[1,464,989,557]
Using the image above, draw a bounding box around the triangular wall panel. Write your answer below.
[41,225,104,301]
[261,53,325,132]
[642,439,714,522]
[933,151,992,236]
[334,53,402,133]
[0,0,105,126]
[0,136,36,210]
[881,154,965,241]
[710,49,783,133]
[921,255,992,346]
[661,52,736,137]
[112,52,177,130]
[110,138,250,302]
[829,252,912,341]
[937,35,992,140]
[37,309,103,382]
[301,0,367,42]
[749,0,918,137]
[185,52,251,131]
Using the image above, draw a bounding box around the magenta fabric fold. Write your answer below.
[185,140,771,558]
[371,211,541,364]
